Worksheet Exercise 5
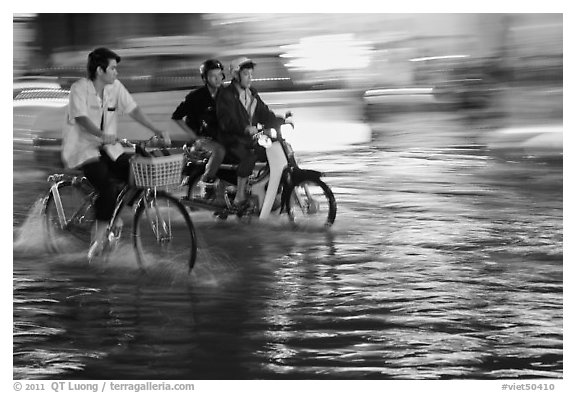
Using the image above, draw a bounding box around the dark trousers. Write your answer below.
[229,143,266,178]
[82,151,131,221]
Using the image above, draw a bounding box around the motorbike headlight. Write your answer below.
[257,134,272,148]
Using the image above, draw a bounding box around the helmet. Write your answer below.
[199,59,224,79]
[229,57,256,77]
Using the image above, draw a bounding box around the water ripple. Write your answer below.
[13,146,562,379]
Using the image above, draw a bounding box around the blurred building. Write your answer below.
[13,13,562,154]
[13,13,561,88]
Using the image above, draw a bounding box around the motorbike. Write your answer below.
[179,115,337,228]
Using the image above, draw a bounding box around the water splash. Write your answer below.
[13,198,51,255]
[13,199,239,287]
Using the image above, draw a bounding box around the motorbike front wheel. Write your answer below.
[286,179,337,229]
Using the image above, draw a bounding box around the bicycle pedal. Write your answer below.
[107,235,119,251]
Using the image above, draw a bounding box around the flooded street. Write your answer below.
[13,116,563,380]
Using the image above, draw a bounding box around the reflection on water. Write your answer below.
[13,143,562,380]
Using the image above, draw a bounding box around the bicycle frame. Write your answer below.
[49,182,67,229]
[46,174,189,253]
[45,174,96,230]
[140,189,173,242]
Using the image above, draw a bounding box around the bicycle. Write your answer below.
[42,139,197,272]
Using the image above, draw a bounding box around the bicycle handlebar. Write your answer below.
[118,138,136,148]
[115,135,170,149]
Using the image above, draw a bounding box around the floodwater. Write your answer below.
[12,115,563,380]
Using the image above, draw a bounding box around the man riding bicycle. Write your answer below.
[61,47,170,259]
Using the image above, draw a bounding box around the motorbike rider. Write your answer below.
[172,59,226,199]
[61,47,171,259]
[216,57,285,208]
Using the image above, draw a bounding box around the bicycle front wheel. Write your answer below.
[133,191,197,272]
[44,181,96,253]
[287,178,337,229]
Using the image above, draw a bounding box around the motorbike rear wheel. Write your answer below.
[287,178,336,229]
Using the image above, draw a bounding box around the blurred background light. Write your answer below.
[409,55,470,62]
[12,13,563,155]
[280,34,373,71]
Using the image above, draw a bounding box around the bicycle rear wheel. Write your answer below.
[287,179,337,229]
[44,181,96,253]
[133,191,197,272]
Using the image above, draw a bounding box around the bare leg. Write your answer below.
[88,219,108,260]
[92,220,108,242]
[234,177,249,205]
[197,139,226,182]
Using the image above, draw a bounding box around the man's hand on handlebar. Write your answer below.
[284,112,295,128]
[245,125,259,136]
[149,130,171,147]
[159,130,172,146]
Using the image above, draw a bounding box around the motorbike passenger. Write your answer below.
[61,47,171,259]
[216,57,285,208]
[172,59,227,199]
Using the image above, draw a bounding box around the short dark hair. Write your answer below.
[87,47,121,80]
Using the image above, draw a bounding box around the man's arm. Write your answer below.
[68,81,116,143]
[75,116,115,144]
[117,80,162,138]
[129,106,171,144]
[171,91,200,140]
[254,92,284,130]
[173,119,199,141]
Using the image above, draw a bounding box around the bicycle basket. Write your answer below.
[130,153,184,188]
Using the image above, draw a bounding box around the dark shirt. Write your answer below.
[216,82,284,147]
[172,85,220,140]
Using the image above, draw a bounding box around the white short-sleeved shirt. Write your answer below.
[61,78,137,168]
